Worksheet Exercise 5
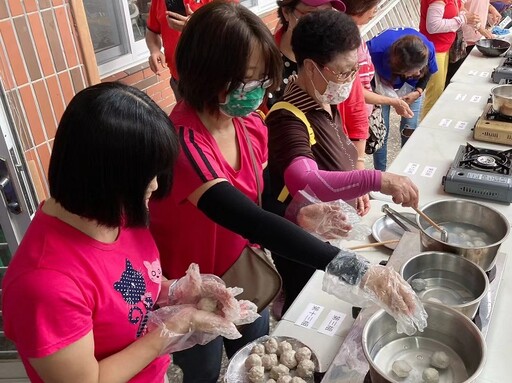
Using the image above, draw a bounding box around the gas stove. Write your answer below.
[492,56,512,83]
[473,102,512,145]
[442,143,512,203]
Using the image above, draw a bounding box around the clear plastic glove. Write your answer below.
[286,188,371,241]
[147,304,241,355]
[322,250,427,336]
[391,98,414,118]
[160,264,242,321]
[360,265,427,335]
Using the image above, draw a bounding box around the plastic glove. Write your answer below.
[147,304,242,355]
[322,250,427,336]
[165,264,243,322]
[360,265,427,335]
[297,202,353,240]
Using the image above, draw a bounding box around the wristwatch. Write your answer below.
[415,88,423,96]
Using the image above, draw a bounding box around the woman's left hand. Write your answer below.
[401,90,421,105]
[356,194,371,217]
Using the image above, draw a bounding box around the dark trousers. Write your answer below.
[172,309,269,383]
[445,45,475,87]
[273,255,316,314]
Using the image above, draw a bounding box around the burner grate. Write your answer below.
[485,105,512,122]
[459,143,512,174]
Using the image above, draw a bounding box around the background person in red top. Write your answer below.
[419,0,480,119]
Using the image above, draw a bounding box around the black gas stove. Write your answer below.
[492,56,512,83]
[442,143,512,203]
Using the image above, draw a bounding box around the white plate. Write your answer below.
[225,335,318,383]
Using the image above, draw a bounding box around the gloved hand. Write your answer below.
[297,202,353,240]
[360,265,427,335]
[322,250,427,336]
[147,304,241,355]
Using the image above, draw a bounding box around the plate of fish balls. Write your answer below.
[225,335,318,383]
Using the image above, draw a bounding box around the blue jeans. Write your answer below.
[172,308,270,383]
[373,96,422,171]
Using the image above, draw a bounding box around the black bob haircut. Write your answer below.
[176,1,282,114]
[343,0,380,17]
[292,10,361,68]
[48,82,179,228]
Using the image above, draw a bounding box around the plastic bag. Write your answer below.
[396,82,415,98]
[374,73,398,98]
[322,250,427,336]
[285,188,371,241]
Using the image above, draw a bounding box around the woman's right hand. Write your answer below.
[391,98,414,118]
[380,172,419,208]
[465,12,480,27]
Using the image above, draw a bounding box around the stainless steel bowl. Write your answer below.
[362,302,486,383]
[415,199,509,271]
[400,251,489,319]
[491,84,512,117]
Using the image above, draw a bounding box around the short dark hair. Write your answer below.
[48,82,179,228]
[343,0,379,16]
[389,35,429,75]
[291,10,361,67]
[176,1,282,114]
[276,0,301,30]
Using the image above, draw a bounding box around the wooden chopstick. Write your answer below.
[347,239,400,250]
[413,207,444,232]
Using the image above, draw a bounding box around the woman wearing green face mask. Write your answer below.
[149,3,423,382]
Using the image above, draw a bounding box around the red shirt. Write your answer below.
[2,206,169,383]
[146,0,181,79]
[149,102,268,279]
[420,0,461,53]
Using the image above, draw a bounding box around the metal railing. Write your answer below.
[362,0,421,40]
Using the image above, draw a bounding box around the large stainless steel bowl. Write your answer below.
[362,302,486,383]
[416,199,509,271]
[491,84,512,117]
[400,251,489,319]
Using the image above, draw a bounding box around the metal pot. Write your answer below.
[400,251,489,319]
[416,199,509,271]
[491,84,512,117]
[362,302,486,383]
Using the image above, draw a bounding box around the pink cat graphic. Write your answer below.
[144,260,162,284]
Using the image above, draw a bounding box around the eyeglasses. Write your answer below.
[322,64,360,83]
[239,78,273,92]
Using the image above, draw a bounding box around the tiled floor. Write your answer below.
[167,113,403,382]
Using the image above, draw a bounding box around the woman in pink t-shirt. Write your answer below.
[1,83,242,383]
[149,4,425,383]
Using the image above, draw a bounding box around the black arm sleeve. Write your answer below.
[197,181,339,270]
[415,71,432,91]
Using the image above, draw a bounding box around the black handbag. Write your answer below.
[449,28,468,63]
[365,104,387,154]
[221,119,282,313]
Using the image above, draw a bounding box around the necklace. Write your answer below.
[326,111,356,170]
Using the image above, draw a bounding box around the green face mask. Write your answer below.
[219,84,266,117]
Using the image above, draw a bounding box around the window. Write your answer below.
[84,0,277,77]
[84,0,152,76]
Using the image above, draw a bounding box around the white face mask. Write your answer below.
[312,63,354,105]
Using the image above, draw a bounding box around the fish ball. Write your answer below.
[261,354,278,371]
[411,278,427,292]
[265,338,279,354]
[248,366,265,383]
[245,354,263,370]
[290,378,307,383]
[295,347,312,362]
[431,351,451,369]
[277,341,293,356]
[474,240,486,247]
[280,350,297,369]
[391,360,412,378]
[269,364,290,380]
[276,376,292,383]
[251,344,265,357]
[296,359,315,378]
[422,367,439,383]
[467,229,478,236]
